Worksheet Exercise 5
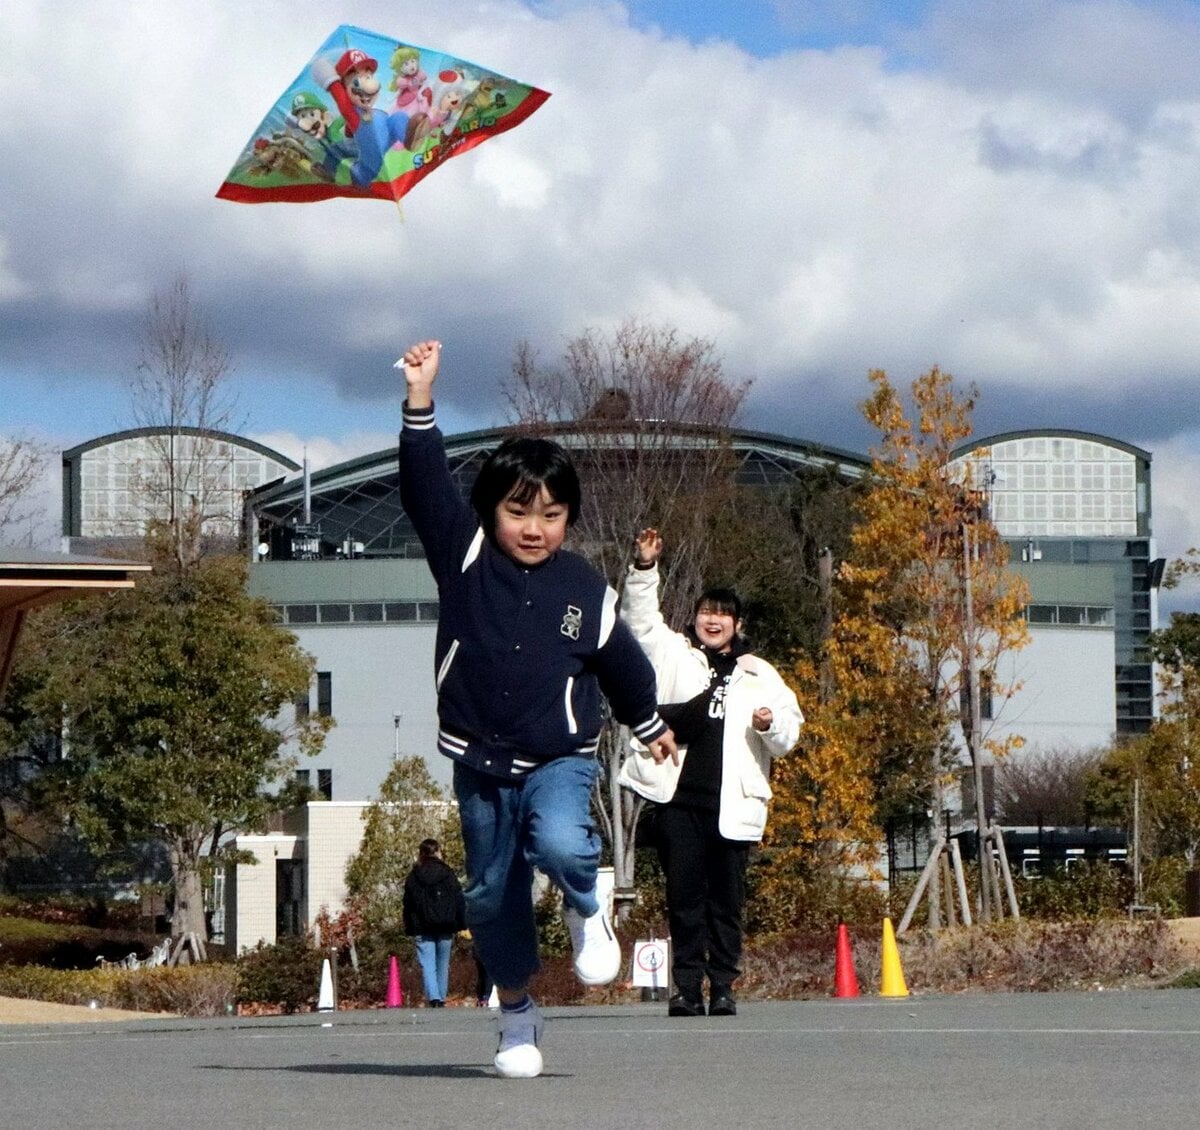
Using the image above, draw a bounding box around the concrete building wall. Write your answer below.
[227,834,300,954]
[287,622,443,795]
[991,625,1118,753]
[227,805,371,952]
[305,802,369,922]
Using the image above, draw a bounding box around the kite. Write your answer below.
[216,25,550,207]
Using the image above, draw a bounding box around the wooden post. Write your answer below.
[898,836,947,935]
[949,837,973,927]
[992,824,1020,919]
[939,853,957,927]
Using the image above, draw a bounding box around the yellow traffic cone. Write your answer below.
[879,917,909,998]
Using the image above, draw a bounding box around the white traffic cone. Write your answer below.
[318,957,335,1012]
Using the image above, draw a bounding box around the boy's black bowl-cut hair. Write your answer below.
[470,436,582,538]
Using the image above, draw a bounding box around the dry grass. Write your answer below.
[0,963,237,1016]
[738,917,1185,999]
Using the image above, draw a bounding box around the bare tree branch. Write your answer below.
[126,273,243,572]
[0,435,49,545]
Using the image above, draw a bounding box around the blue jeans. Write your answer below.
[415,934,453,1002]
[454,757,601,990]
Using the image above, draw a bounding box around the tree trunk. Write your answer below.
[169,841,209,942]
[607,725,639,925]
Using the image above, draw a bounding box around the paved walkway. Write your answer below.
[5,991,1200,1129]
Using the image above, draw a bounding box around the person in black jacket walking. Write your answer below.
[402,838,466,1007]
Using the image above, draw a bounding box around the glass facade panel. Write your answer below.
[73,432,295,540]
[953,438,1139,538]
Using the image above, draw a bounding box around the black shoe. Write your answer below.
[708,993,737,1016]
[668,994,705,1017]
[429,999,445,1008]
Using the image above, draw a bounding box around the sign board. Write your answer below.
[631,938,670,989]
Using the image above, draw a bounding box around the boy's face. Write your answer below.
[494,484,568,567]
[693,602,741,654]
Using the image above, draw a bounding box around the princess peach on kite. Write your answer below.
[390,45,431,113]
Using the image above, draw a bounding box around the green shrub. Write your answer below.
[1013,861,1132,920]
[0,914,158,969]
[235,936,324,1013]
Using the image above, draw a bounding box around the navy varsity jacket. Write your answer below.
[399,403,668,779]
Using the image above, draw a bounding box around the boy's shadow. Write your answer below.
[201,1063,569,1079]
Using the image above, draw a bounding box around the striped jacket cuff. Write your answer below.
[632,714,669,743]
[402,402,436,431]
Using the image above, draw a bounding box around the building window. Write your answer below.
[317,672,332,717]
[294,689,310,722]
[295,768,311,788]
[320,603,351,623]
[317,769,333,800]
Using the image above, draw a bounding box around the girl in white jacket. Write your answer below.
[618,528,803,1017]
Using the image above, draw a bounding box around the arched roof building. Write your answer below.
[951,429,1158,741]
[63,427,299,553]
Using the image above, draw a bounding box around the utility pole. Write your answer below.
[963,519,992,923]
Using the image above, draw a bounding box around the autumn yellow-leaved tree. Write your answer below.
[767,368,1028,920]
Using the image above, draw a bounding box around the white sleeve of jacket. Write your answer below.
[619,564,694,675]
[751,660,804,759]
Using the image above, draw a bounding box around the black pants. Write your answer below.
[655,804,750,999]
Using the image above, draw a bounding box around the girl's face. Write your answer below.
[493,484,568,567]
[693,601,740,653]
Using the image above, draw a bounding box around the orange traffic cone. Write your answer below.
[385,954,404,1008]
[833,921,860,998]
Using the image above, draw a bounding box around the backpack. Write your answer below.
[414,870,461,935]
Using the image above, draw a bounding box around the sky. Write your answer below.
[3,0,1200,607]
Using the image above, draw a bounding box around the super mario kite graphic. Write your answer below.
[216,25,550,206]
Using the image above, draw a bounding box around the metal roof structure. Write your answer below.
[952,429,1152,464]
[247,422,872,559]
[62,426,301,468]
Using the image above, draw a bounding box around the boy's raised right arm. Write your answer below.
[397,340,476,583]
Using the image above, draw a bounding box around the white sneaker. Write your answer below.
[563,905,622,986]
[494,999,544,1079]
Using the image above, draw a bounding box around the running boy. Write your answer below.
[397,340,677,1079]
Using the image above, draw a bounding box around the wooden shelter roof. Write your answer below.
[0,550,151,701]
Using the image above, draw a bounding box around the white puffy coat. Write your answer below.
[616,564,804,841]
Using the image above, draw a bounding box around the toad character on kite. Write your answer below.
[217,25,549,207]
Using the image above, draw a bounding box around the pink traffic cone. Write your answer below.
[386,954,404,1008]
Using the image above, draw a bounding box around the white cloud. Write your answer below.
[247,430,396,473]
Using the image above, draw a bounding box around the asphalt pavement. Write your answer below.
[3,990,1200,1129]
